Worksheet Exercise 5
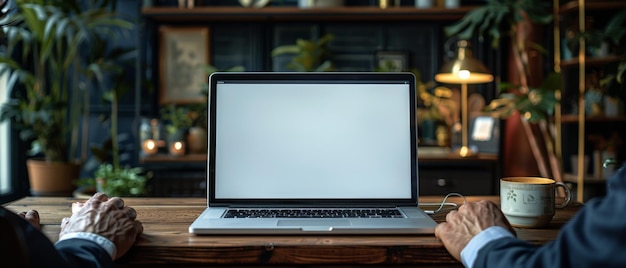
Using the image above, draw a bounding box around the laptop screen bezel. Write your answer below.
[207,72,419,207]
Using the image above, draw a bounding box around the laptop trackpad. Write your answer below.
[277,220,351,230]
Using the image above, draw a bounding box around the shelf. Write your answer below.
[560,55,625,69]
[559,1,626,14]
[139,152,498,163]
[419,152,498,161]
[561,115,626,123]
[141,6,477,22]
[140,153,207,163]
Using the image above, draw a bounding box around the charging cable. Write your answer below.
[420,192,467,214]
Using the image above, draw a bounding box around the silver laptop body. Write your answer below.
[189,72,437,235]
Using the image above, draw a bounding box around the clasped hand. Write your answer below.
[60,192,144,260]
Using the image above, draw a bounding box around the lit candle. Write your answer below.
[142,139,158,155]
[169,141,186,156]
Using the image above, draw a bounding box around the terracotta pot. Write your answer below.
[26,159,80,196]
[187,126,207,154]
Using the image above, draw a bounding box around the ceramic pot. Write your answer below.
[187,127,208,154]
[26,159,80,196]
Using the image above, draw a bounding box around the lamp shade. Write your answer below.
[435,40,493,84]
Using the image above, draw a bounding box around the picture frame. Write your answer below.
[469,115,500,154]
[375,51,408,72]
[159,26,210,105]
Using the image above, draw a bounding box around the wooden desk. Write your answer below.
[3,196,581,267]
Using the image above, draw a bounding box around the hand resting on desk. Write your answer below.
[60,192,144,260]
[16,193,144,260]
[434,200,516,262]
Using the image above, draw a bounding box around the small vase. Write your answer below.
[415,0,433,8]
[187,127,207,154]
[604,96,624,117]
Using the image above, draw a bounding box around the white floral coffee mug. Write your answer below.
[500,177,571,228]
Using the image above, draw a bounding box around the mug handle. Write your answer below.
[555,182,572,209]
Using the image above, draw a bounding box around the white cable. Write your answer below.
[421,192,467,214]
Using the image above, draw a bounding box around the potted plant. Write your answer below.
[160,104,194,155]
[566,8,626,58]
[0,0,133,196]
[444,0,562,178]
[271,33,336,72]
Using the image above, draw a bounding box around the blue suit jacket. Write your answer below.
[0,206,114,268]
[475,164,626,268]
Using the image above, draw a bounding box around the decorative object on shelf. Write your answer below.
[443,0,459,8]
[566,9,626,59]
[584,89,604,116]
[271,34,335,72]
[415,0,434,8]
[160,104,194,140]
[600,59,626,114]
[142,139,159,155]
[139,118,161,156]
[379,0,389,9]
[140,118,152,143]
[376,51,408,72]
[0,0,133,196]
[603,95,624,117]
[159,26,210,104]
[151,118,162,141]
[169,141,187,156]
[239,0,270,8]
[435,40,493,157]
[588,132,622,179]
[187,127,208,154]
[178,0,194,8]
[298,0,344,8]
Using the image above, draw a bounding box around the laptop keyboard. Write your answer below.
[223,208,404,218]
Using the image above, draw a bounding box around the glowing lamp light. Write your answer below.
[169,141,186,156]
[142,139,158,155]
[434,40,493,158]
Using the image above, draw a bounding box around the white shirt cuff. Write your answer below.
[57,232,117,259]
[460,226,514,268]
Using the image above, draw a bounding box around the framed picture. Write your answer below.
[376,51,408,72]
[159,26,210,104]
[469,115,500,154]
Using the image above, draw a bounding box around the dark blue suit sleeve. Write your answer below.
[55,239,114,268]
[0,206,113,268]
[474,164,626,268]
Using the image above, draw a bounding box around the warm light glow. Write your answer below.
[459,146,470,157]
[146,140,156,150]
[142,139,158,155]
[174,141,183,150]
[169,141,186,156]
[458,70,470,80]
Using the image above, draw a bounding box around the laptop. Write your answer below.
[189,72,437,235]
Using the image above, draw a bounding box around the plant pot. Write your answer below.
[26,159,80,196]
[187,126,207,154]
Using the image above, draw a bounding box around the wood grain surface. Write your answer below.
[4,196,581,267]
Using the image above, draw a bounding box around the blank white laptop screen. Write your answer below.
[190,72,436,235]
[213,79,413,200]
